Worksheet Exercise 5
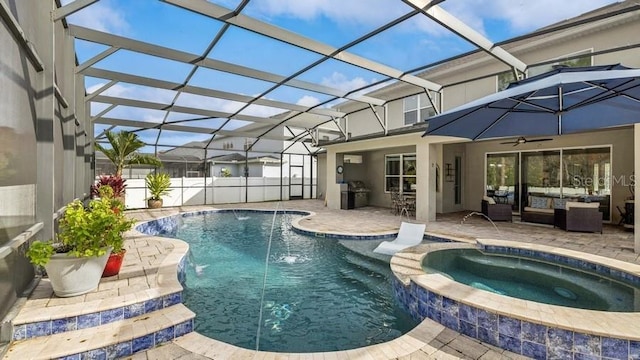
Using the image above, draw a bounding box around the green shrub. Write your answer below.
[145,173,172,200]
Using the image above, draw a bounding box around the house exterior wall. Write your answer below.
[344,105,386,138]
[329,9,640,223]
[316,153,327,200]
[324,133,424,211]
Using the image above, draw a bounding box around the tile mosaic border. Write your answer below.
[55,319,194,360]
[479,244,640,286]
[12,292,183,341]
[136,208,454,242]
[393,242,640,360]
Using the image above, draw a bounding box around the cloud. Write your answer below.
[252,0,618,39]
[296,95,321,107]
[252,0,404,25]
[320,72,373,92]
[64,0,129,34]
[91,83,176,105]
[440,0,619,34]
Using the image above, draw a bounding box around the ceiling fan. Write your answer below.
[500,136,553,147]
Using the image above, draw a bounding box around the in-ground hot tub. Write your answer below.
[423,248,638,312]
[391,239,640,360]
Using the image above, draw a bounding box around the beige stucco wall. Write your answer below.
[325,133,422,209]
[344,105,387,138]
[316,153,327,200]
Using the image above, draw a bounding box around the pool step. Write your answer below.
[3,304,194,360]
[8,279,185,342]
[338,264,388,294]
[343,252,390,278]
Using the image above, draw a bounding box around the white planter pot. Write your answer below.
[44,250,111,297]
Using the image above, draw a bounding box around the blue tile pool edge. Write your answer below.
[54,319,194,360]
[135,208,453,242]
[393,243,640,360]
[11,292,185,341]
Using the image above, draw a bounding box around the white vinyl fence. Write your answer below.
[124,177,317,209]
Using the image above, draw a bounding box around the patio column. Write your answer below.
[416,141,436,223]
[325,147,340,210]
[635,124,640,253]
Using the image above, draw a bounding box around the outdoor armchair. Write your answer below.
[481,198,512,222]
[554,202,602,233]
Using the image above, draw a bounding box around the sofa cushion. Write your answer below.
[523,206,555,214]
[530,196,551,209]
[565,201,600,210]
[483,196,496,205]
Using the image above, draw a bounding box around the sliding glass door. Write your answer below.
[485,147,611,221]
[521,150,561,212]
[486,153,519,212]
[561,148,611,220]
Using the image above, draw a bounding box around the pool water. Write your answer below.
[423,248,640,311]
[170,211,417,352]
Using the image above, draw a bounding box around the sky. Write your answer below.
[61,0,621,148]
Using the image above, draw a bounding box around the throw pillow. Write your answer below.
[552,198,568,209]
[530,196,550,209]
[483,196,496,205]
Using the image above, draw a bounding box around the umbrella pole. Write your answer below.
[558,86,563,135]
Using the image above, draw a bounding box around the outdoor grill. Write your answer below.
[347,180,370,208]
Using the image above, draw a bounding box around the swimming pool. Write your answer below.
[168,210,417,352]
[422,248,638,311]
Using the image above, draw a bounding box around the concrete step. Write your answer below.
[8,235,188,342]
[3,304,195,360]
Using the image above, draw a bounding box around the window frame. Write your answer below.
[385,153,417,193]
[403,92,439,126]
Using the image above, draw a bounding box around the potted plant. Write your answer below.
[98,186,135,277]
[145,172,172,209]
[26,187,135,296]
[95,130,163,206]
[90,174,127,203]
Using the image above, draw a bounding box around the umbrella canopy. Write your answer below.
[422,64,640,140]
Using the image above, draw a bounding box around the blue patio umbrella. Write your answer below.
[422,64,640,140]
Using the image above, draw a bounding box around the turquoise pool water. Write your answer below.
[422,248,640,311]
[169,211,418,352]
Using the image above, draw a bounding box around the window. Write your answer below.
[385,154,416,193]
[484,146,611,220]
[403,92,439,125]
[528,49,592,77]
[498,50,592,91]
[497,71,517,91]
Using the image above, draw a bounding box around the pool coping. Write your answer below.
[390,239,640,358]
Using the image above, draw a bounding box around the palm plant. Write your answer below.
[95,131,162,177]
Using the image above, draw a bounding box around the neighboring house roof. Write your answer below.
[207,153,283,164]
[95,151,202,163]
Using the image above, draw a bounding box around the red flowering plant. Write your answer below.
[91,175,127,199]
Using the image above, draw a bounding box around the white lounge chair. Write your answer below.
[373,222,426,255]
